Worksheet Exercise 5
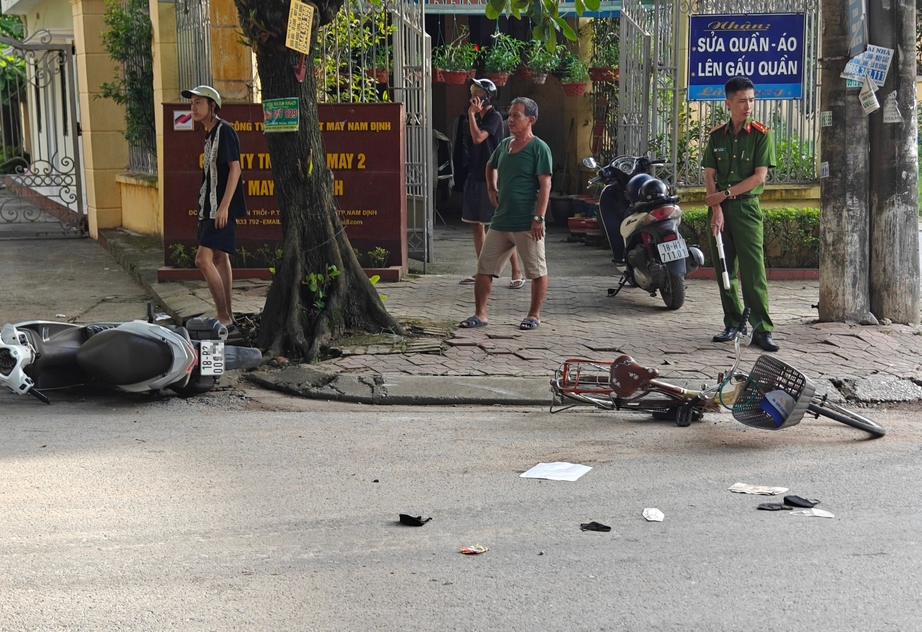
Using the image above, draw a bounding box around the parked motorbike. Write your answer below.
[583,155,704,310]
[0,308,262,403]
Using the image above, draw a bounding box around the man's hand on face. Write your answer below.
[468,96,484,115]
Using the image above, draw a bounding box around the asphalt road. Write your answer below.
[0,386,919,631]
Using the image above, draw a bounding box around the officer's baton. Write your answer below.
[715,230,731,290]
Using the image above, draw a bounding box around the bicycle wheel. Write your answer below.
[807,399,886,438]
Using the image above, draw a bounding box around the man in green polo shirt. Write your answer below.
[458,97,553,331]
[703,76,779,352]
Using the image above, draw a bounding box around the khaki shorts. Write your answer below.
[476,229,547,279]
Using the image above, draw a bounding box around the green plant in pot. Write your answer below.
[524,40,560,84]
[433,27,480,84]
[559,54,589,96]
[482,33,524,86]
[589,19,620,82]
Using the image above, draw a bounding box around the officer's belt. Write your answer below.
[726,194,757,200]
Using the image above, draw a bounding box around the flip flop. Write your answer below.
[509,278,526,289]
[459,276,476,285]
[459,316,488,328]
[519,317,540,331]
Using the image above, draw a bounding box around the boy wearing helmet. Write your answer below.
[459,78,524,288]
[703,76,778,352]
[182,85,247,337]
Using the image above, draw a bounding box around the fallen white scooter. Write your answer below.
[0,309,261,403]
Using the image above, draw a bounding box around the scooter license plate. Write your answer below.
[199,341,225,376]
[657,239,689,263]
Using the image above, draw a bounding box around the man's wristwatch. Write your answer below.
[533,215,545,223]
[723,189,732,198]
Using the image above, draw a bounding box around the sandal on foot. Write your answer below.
[459,276,476,285]
[509,278,526,289]
[519,317,540,331]
[459,315,488,328]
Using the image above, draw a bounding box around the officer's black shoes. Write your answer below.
[752,331,780,352]
[712,326,739,343]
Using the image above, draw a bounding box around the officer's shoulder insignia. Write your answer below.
[709,123,726,134]
[750,120,769,134]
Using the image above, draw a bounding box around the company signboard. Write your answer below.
[162,102,406,275]
[688,13,806,100]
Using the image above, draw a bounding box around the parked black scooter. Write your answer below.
[0,307,261,403]
[583,155,704,310]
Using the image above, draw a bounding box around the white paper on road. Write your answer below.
[642,508,664,522]
[520,462,592,481]
[790,508,835,518]
[728,482,789,495]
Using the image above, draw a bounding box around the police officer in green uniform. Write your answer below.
[703,76,779,352]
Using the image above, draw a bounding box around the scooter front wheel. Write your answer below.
[661,272,686,310]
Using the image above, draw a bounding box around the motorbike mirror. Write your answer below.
[582,157,598,169]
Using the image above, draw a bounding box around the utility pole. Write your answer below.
[867,0,921,324]
[818,0,873,322]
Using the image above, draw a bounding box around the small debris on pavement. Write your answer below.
[580,521,612,532]
[398,514,431,527]
[790,508,834,518]
[460,544,488,555]
[783,495,820,508]
[757,503,790,511]
[642,508,665,522]
[728,482,789,495]
[520,462,592,481]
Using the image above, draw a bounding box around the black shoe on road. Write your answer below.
[712,327,739,343]
[752,331,779,352]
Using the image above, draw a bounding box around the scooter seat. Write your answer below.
[609,354,659,397]
[76,328,173,385]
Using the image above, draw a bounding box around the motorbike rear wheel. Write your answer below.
[660,272,686,310]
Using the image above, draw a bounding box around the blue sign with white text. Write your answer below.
[688,13,806,100]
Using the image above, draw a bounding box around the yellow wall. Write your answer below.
[116,173,161,234]
[210,0,253,103]
[71,0,126,238]
[22,0,73,33]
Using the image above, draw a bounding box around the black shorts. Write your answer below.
[198,218,236,254]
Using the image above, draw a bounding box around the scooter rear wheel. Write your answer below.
[661,272,686,310]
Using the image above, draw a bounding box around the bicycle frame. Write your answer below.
[550,313,753,424]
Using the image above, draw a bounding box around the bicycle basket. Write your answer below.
[732,354,816,429]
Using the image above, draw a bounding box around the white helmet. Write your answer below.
[181,85,222,111]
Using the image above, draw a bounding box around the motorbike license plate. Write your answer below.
[199,341,225,376]
[657,239,689,263]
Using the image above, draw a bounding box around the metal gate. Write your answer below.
[390,0,433,266]
[313,0,433,267]
[0,30,85,239]
[618,0,820,187]
[619,0,680,183]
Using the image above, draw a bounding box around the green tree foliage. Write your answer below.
[98,0,155,147]
[0,14,25,100]
[485,0,600,50]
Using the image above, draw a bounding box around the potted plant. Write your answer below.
[366,46,391,84]
[589,21,620,82]
[524,40,560,84]
[482,33,524,87]
[432,27,480,84]
[560,55,590,97]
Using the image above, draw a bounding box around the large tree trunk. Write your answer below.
[233,0,400,360]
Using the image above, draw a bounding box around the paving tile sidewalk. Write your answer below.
[98,225,922,404]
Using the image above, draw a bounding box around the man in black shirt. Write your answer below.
[459,78,523,288]
[182,85,247,334]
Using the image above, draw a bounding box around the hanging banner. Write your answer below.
[688,13,806,100]
[847,0,868,57]
[286,0,315,55]
[841,45,893,88]
[263,98,300,132]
